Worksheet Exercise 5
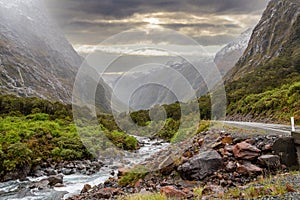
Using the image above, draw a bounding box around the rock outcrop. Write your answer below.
[177,150,222,180]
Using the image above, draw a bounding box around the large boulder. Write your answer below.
[272,137,299,170]
[177,150,222,180]
[232,141,261,160]
[47,175,63,186]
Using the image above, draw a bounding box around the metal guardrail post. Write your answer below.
[291,117,296,132]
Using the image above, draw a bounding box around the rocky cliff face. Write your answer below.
[226,0,300,81]
[0,0,112,111]
[224,0,300,121]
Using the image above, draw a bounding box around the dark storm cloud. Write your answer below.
[45,0,269,47]
[47,0,268,19]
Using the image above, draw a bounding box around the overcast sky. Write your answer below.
[45,0,269,54]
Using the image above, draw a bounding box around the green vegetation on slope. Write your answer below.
[0,113,91,177]
[225,55,300,123]
[226,57,300,105]
[0,95,72,119]
[229,81,300,123]
[0,95,138,179]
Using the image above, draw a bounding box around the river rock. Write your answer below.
[203,184,225,196]
[225,161,236,172]
[177,150,222,180]
[160,186,186,198]
[258,155,281,169]
[45,168,57,176]
[92,161,102,169]
[54,183,65,187]
[198,138,204,146]
[224,145,234,152]
[33,170,45,177]
[1,164,31,182]
[47,175,63,186]
[263,143,273,151]
[92,188,121,199]
[30,179,50,190]
[76,163,86,170]
[84,160,91,166]
[118,168,130,177]
[62,168,74,175]
[81,184,92,193]
[222,136,233,145]
[66,163,75,169]
[159,155,175,175]
[233,141,261,160]
[236,162,262,175]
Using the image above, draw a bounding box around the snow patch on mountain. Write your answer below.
[214,28,252,76]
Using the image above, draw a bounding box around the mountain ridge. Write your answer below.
[0,0,113,113]
[224,0,300,122]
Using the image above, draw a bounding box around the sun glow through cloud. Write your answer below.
[143,17,160,25]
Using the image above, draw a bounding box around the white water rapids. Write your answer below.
[0,136,169,200]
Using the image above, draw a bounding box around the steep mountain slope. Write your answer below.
[214,28,252,76]
[0,0,112,112]
[228,0,300,80]
[224,0,300,122]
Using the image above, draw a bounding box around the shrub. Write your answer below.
[106,131,138,150]
[2,143,32,171]
[26,113,49,121]
[157,118,180,141]
[118,166,148,186]
[171,127,195,143]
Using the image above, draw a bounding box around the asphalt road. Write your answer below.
[223,121,299,135]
